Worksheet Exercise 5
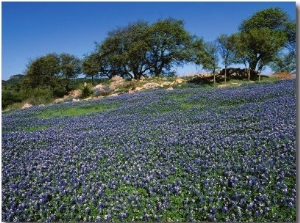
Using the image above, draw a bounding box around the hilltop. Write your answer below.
[2,71,295,112]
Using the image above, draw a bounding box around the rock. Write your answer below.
[166,87,174,91]
[83,97,92,101]
[109,82,120,91]
[218,68,258,79]
[69,90,82,98]
[109,76,125,90]
[143,82,160,89]
[160,81,172,86]
[111,75,124,82]
[135,87,143,91]
[218,84,228,88]
[54,98,64,103]
[93,84,104,91]
[109,93,119,97]
[93,84,111,93]
[72,98,80,102]
[22,103,32,109]
[175,78,184,84]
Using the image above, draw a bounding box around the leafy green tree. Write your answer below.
[23,53,60,90]
[270,20,296,74]
[217,34,236,83]
[90,18,193,79]
[237,7,291,73]
[284,20,296,54]
[270,50,296,74]
[229,32,255,81]
[239,7,289,32]
[22,53,81,98]
[202,41,219,84]
[145,18,193,77]
[82,53,101,85]
[188,36,206,66]
[59,53,81,91]
[99,28,131,78]
[123,20,150,79]
[95,20,150,79]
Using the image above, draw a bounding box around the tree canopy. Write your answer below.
[217,34,236,83]
[236,7,293,72]
[22,53,81,96]
[20,8,296,86]
[84,18,194,79]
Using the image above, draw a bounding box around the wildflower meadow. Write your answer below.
[2,80,296,222]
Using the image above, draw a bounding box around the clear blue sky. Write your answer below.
[1,1,296,80]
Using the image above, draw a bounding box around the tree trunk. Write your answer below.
[224,66,227,84]
[248,68,250,81]
[213,68,216,84]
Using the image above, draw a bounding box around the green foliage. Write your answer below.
[145,18,193,77]
[82,53,101,84]
[23,53,61,89]
[21,53,81,97]
[22,88,54,105]
[53,85,68,98]
[270,50,296,74]
[86,18,193,79]
[60,53,81,91]
[80,84,93,99]
[235,7,293,72]
[239,7,289,32]
[2,90,23,109]
[201,41,220,83]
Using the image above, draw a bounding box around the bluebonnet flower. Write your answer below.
[2,80,296,222]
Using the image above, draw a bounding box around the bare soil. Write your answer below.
[272,72,296,79]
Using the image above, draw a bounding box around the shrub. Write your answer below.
[2,91,22,109]
[53,86,67,98]
[80,84,93,99]
[15,88,54,106]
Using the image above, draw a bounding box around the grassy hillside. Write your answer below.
[2,73,289,112]
[2,79,296,222]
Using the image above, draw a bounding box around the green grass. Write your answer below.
[36,103,118,118]
[23,125,49,132]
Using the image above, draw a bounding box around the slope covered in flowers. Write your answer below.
[2,80,296,222]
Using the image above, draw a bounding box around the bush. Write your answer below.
[80,84,93,99]
[2,91,23,109]
[53,86,67,98]
[20,88,54,105]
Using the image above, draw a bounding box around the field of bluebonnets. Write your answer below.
[2,79,296,222]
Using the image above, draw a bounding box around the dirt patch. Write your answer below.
[272,73,296,79]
